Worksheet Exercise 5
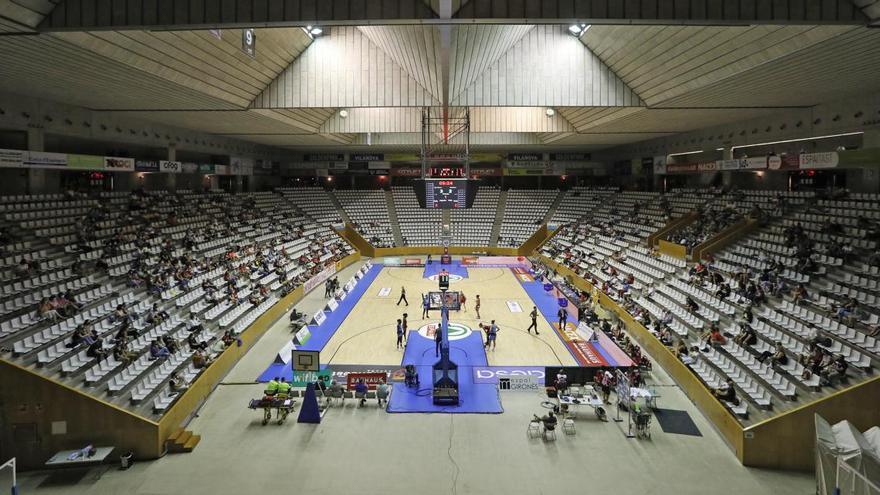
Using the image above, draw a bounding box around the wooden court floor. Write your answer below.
[322,265,578,367]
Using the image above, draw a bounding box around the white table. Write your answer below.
[559,394,606,420]
[45,447,115,466]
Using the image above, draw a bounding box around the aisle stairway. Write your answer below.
[541,190,566,224]
[489,191,507,247]
[385,189,404,246]
[328,191,352,225]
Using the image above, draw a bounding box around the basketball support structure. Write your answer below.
[432,274,459,405]
[420,107,471,178]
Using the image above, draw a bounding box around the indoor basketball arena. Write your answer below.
[1,2,880,494]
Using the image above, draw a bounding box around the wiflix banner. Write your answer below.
[24,151,68,169]
[135,160,160,172]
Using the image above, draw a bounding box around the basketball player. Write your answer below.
[397,286,408,306]
[475,294,481,319]
[485,320,499,350]
[460,292,467,311]
[402,313,408,342]
[421,294,430,319]
[527,306,539,335]
[395,319,404,350]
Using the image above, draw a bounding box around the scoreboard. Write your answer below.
[425,179,467,209]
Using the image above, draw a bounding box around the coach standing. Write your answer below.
[557,307,567,330]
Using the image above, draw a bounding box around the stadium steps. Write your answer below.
[489,190,507,247]
[541,190,567,225]
[327,192,352,225]
[165,428,200,453]
[385,189,404,246]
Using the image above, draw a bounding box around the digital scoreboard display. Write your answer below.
[428,166,466,178]
[425,179,467,209]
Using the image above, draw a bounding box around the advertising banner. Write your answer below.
[350,153,384,162]
[304,264,337,294]
[304,153,345,162]
[0,149,24,168]
[799,151,839,169]
[390,166,421,177]
[697,161,719,172]
[199,163,215,174]
[345,372,388,390]
[135,160,159,172]
[507,152,543,161]
[473,366,546,385]
[717,157,767,170]
[181,162,199,173]
[666,163,698,174]
[104,156,135,171]
[67,154,103,170]
[24,151,68,169]
[159,160,182,173]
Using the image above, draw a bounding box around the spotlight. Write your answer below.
[545,108,555,117]
[310,27,323,36]
[339,109,348,119]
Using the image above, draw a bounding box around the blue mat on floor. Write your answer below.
[255,264,382,382]
[422,261,469,279]
[387,330,503,414]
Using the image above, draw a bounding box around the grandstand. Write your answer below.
[1,4,880,495]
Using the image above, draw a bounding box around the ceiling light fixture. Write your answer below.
[303,25,324,38]
[730,131,863,153]
[568,24,591,37]
[545,108,555,117]
[667,150,703,157]
[339,109,348,119]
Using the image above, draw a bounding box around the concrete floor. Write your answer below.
[13,259,815,495]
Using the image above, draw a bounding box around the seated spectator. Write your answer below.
[114,321,135,343]
[188,314,203,333]
[820,355,848,384]
[149,339,170,360]
[376,380,389,406]
[38,298,61,322]
[835,297,857,322]
[733,325,757,347]
[792,284,809,305]
[187,332,208,351]
[685,296,699,313]
[86,338,107,361]
[162,335,180,354]
[758,341,789,366]
[221,330,235,348]
[192,349,211,369]
[114,304,132,323]
[14,259,31,276]
[535,411,558,432]
[113,339,137,365]
[146,303,169,324]
[711,378,737,403]
[700,325,726,349]
[169,371,187,394]
[355,379,369,407]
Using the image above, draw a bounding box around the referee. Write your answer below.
[526,306,539,335]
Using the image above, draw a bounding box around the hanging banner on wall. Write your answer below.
[697,161,719,172]
[717,157,767,170]
[198,164,215,174]
[799,152,839,169]
[104,156,135,171]
[550,152,591,161]
[0,149,24,168]
[68,154,103,170]
[666,163,698,174]
[304,153,345,162]
[24,151,68,169]
[350,153,384,162]
[181,162,199,173]
[390,166,421,177]
[159,160,181,173]
[230,156,254,175]
[507,152,543,161]
[135,160,159,172]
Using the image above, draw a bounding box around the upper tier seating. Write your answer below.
[498,189,559,247]
[393,186,441,246]
[450,186,499,246]
[334,190,394,247]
